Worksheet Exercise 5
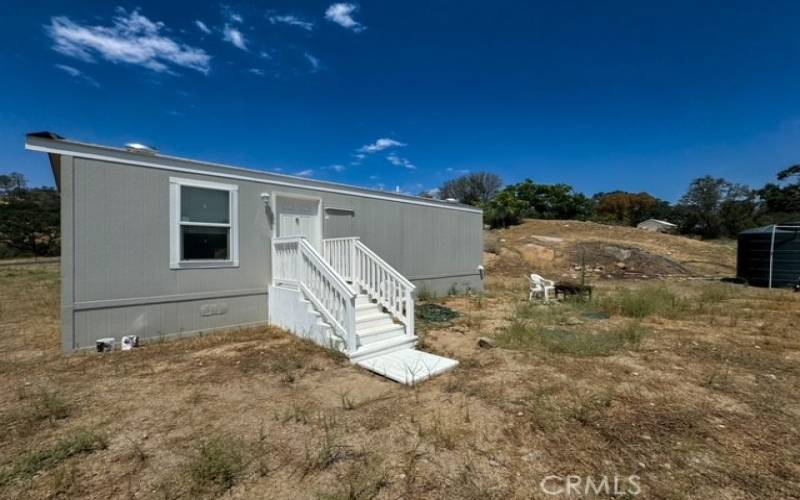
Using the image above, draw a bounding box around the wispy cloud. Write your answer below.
[269,14,314,31]
[369,175,379,180]
[54,64,100,87]
[223,24,247,50]
[248,68,265,76]
[358,138,405,154]
[294,169,314,177]
[194,20,211,34]
[259,50,272,59]
[46,9,211,74]
[325,3,365,32]
[327,164,346,172]
[446,167,470,174]
[222,6,244,24]
[387,153,417,170]
[304,51,320,72]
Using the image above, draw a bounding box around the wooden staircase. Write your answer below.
[271,236,458,384]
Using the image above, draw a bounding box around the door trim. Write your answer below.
[271,191,323,250]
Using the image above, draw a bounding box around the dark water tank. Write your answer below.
[737,224,800,288]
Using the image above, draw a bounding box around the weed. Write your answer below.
[188,435,245,493]
[316,459,388,500]
[303,416,350,476]
[419,412,462,450]
[496,319,646,356]
[598,285,688,319]
[339,390,358,411]
[1,429,107,485]
[29,390,70,423]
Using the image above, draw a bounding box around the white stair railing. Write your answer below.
[273,237,357,353]
[323,237,415,337]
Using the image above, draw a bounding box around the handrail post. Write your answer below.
[406,288,414,336]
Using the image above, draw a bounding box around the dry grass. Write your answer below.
[1,234,799,499]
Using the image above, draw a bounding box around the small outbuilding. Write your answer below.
[636,219,677,233]
[737,223,800,288]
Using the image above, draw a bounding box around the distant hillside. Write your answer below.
[485,219,736,280]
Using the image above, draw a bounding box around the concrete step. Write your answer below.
[357,322,405,345]
[356,348,459,385]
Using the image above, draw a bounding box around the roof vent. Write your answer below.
[124,143,159,155]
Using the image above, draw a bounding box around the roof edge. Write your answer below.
[25,132,483,214]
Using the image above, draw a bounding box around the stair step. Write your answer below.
[355,295,373,305]
[357,322,404,344]
[356,348,459,385]
[349,334,418,362]
[356,311,393,328]
[356,302,383,314]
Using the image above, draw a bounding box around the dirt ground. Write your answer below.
[484,219,737,280]
[1,224,798,499]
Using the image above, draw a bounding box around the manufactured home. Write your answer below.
[26,132,483,382]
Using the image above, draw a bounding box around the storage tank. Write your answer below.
[737,224,800,288]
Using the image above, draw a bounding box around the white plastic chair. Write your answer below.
[528,273,556,302]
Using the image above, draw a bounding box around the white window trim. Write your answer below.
[170,177,239,270]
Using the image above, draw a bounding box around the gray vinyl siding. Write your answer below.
[61,155,482,351]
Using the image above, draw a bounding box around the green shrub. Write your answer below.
[416,303,458,322]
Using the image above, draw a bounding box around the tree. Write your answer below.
[675,176,755,238]
[593,191,672,226]
[483,190,527,228]
[0,178,60,256]
[777,164,800,182]
[439,172,503,205]
[507,179,593,220]
[0,172,27,196]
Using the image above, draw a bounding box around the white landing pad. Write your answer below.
[356,348,459,385]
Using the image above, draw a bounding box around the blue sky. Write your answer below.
[2,1,800,200]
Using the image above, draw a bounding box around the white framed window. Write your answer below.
[169,177,239,269]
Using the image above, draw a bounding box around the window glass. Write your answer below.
[180,186,229,223]
[181,226,229,260]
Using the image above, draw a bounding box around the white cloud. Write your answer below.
[328,164,346,172]
[446,167,470,174]
[358,138,405,153]
[194,20,211,34]
[222,6,243,24]
[248,68,265,76]
[223,24,247,50]
[369,175,379,180]
[46,9,211,74]
[54,64,100,87]
[295,169,314,177]
[387,153,417,170]
[55,64,80,77]
[304,52,320,72]
[325,3,365,32]
[269,14,314,31]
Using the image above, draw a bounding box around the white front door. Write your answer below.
[275,196,321,249]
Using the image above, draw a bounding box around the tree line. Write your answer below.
[0,173,60,257]
[430,166,800,238]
